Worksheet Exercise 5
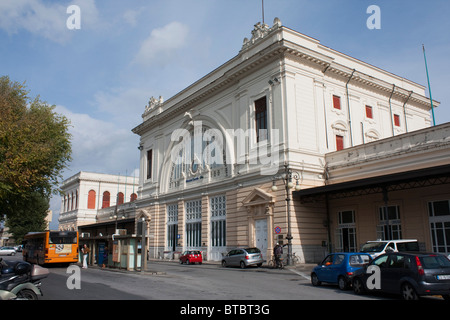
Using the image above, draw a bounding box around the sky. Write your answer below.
[1,0,449,229]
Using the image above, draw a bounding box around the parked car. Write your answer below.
[0,247,16,256]
[352,252,450,300]
[360,239,419,258]
[311,252,372,290]
[179,250,203,265]
[222,248,264,269]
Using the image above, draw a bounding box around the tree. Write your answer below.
[5,191,49,243]
[0,76,72,227]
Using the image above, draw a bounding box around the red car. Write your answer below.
[179,250,203,265]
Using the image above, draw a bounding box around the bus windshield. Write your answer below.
[49,232,78,244]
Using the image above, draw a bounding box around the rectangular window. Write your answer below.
[336,135,344,151]
[167,204,179,250]
[428,200,450,255]
[378,205,402,240]
[147,149,154,179]
[365,105,373,119]
[147,149,153,180]
[185,199,202,248]
[255,97,267,142]
[210,195,226,247]
[394,114,401,127]
[333,95,341,110]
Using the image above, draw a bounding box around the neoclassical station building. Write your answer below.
[69,19,449,267]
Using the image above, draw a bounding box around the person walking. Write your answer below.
[82,244,90,269]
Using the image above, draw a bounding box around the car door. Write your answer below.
[329,254,346,283]
[316,254,334,282]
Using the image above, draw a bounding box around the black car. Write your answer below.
[352,252,450,300]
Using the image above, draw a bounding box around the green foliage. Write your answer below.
[0,75,72,236]
[5,191,49,243]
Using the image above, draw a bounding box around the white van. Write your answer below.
[360,239,419,258]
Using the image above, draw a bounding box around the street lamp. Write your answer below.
[271,164,302,266]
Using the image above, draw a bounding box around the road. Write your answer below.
[2,255,381,301]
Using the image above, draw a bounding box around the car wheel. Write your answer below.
[221,260,227,267]
[186,259,190,265]
[353,278,365,295]
[179,259,183,264]
[401,283,419,300]
[240,261,246,269]
[338,276,348,290]
[311,273,321,286]
[10,252,15,256]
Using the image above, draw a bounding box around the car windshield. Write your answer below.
[245,248,261,254]
[361,242,386,253]
[421,255,450,269]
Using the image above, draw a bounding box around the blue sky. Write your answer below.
[1,0,449,228]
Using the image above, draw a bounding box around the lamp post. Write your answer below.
[271,164,302,266]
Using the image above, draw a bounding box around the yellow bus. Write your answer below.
[23,231,79,265]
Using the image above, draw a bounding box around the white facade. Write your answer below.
[132,19,437,262]
[59,171,139,231]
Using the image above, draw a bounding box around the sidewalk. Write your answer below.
[143,258,316,279]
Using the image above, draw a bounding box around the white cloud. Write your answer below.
[0,0,101,43]
[54,105,139,177]
[133,21,189,67]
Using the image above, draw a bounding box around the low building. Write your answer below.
[295,122,450,257]
[58,171,139,231]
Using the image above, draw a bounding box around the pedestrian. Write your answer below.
[82,244,90,269]
[273,243,283,268]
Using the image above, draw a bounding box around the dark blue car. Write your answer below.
[311,252,372,290]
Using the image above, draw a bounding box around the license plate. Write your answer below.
[437,275,450,280]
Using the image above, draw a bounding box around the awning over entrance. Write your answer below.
[294,164,450,203]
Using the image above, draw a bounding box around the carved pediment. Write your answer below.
[242,188,275,207]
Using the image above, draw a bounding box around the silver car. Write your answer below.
[221,247,264,269]
[0,247,16,256]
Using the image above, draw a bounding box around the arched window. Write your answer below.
[87,190,96,209]
[130,193,137,202]
[117,192,124,205]
[102,191,110,208]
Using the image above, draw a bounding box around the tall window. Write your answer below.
[102,191,110,208]
[365,105,373,119]
[117,192,124,205]
[130,193,137,202]
[210,195,226,247]
[394,114,401,127]
[378,205,402,240]
[185,199,202,248]
[167,204,179,251]
[87,190,96,209]
[147,149,153,180]
[333,95,341,110]
[336,210,357,252]
[336,135,344,151]
[255,97,267,142]
[429,200,450,255]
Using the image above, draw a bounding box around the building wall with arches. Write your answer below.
[59,171,139,231]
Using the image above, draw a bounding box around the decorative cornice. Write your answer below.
[132,20,438,136]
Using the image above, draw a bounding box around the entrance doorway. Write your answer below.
[255,219,268,261]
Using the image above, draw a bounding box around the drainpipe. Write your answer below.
[389,84,396,136]
[346,69,356,147]
[402,91,413,133]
